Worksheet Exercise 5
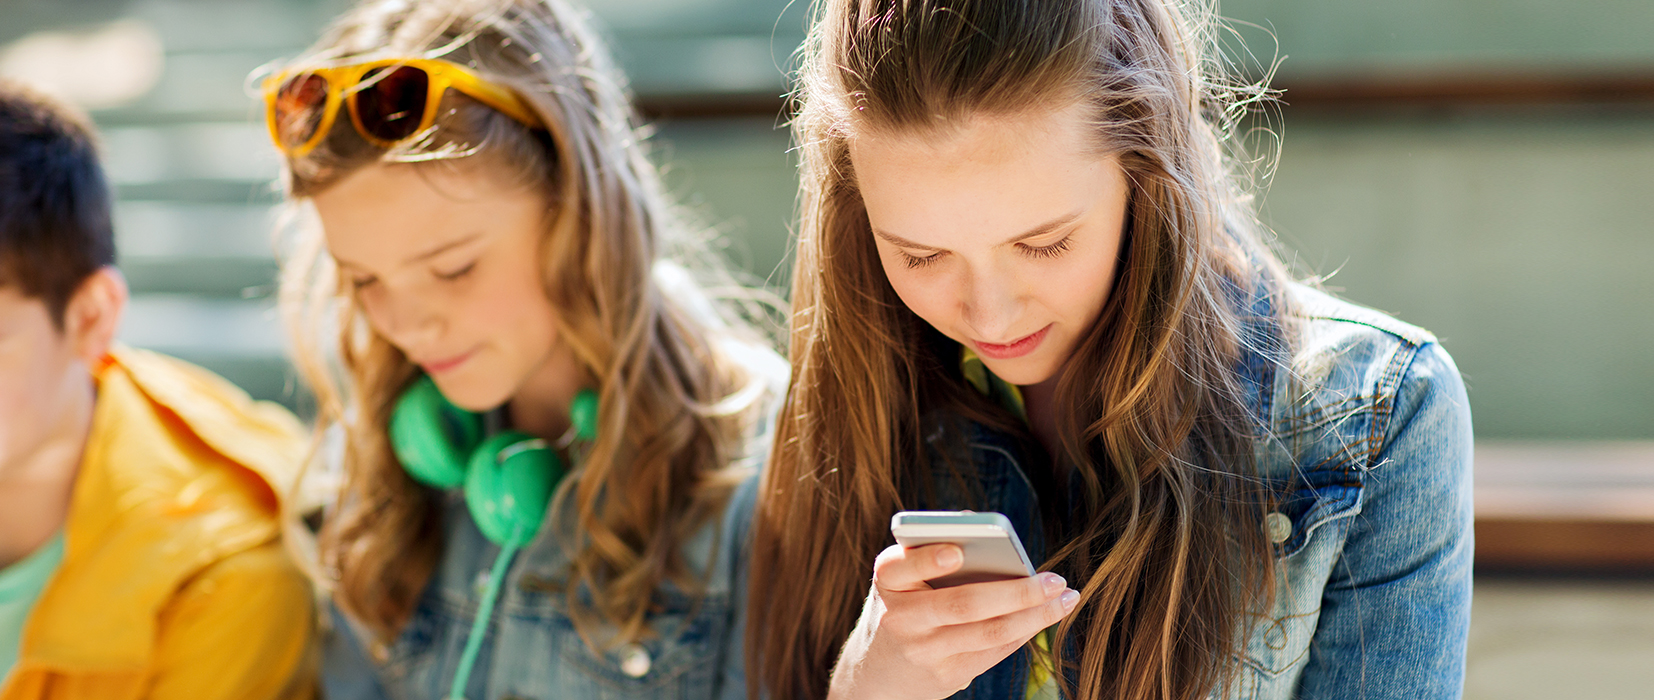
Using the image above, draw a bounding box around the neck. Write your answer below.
[0,371,95,567]
[1019,375,1064,470]
[507,341,587,441]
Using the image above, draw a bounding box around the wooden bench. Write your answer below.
[1475,442,1654,571]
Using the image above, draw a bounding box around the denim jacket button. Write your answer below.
[619,643,652,678]
[1265,511,1292,544]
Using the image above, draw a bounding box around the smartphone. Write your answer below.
[890,511,1037,588]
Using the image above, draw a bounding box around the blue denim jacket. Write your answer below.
[322,472,760,700]
[931,283,1474,700]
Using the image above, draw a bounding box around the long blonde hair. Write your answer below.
[751,1,1290,699]
[277,0,774,647]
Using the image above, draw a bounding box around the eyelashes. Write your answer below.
[346,260,476,290]
[899,250,943,269]
[436,261,476,281]
[895,234,1074,269]
[1020,235,1073,260]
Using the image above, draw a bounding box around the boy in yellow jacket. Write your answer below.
[0,82,316,699]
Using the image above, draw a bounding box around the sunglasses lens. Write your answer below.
[355,65,429,143]
[273,73,328,148]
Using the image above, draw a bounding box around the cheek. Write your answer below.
[879,256,955,330]
[353,287,391,334]
[0,366,32,458]
[0,335,73,459]
[1047,242,1120,329]
[469,264,559,358]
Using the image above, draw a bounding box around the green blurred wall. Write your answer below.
[1260,114,1654,439]
[1217,0,1654,74]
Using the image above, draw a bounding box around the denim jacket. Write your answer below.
[320,355,781,700]
[321,473,759,700]
[930,282,1474,700]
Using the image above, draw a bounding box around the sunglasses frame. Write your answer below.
[263,57,541,157]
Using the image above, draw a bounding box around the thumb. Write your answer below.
[872,543,963,593]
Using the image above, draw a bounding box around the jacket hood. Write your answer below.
[14,346,306,674]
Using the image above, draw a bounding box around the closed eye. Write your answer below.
[349,274,378,290]
[1018,234,1073,260]
[435,261,476,281]
[898,249,944,269]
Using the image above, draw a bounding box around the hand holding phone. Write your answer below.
[825,511,1079,700]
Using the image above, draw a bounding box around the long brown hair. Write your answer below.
[276,0,777,647]
[751,1,1291,699]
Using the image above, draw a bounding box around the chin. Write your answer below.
[978,357,1060,387]
[428,373,513,413]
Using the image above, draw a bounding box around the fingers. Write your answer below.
[902,571,1070,629]
[934,587,1080,653]
[873,543,964,592]
[893,590,1080,691]
[874,570,1078,654]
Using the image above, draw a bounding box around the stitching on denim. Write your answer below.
[1365,343,1420,471]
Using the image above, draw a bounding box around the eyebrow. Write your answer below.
[404,231,484,265]
[332,231,484,274]
[872,210,1084,251]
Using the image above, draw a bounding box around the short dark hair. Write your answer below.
[0,80,116,327]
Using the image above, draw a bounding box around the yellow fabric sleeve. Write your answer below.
[146,543,317,700]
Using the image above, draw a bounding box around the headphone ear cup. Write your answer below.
[390,375,484,489]
[465,431,564,546]
[569,388,599,442]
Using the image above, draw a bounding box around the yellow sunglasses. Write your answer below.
[263,57,541,157]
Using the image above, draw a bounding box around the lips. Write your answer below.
[971,324,1050,360]
[414,348,476,375]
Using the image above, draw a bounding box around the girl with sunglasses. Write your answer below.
[750,1,1473,700]
[266,1,784,698]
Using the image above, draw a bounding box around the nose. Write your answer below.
[367,288,444,352]
[959,261,1025,341]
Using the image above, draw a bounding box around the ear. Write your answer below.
[62,266,128,366]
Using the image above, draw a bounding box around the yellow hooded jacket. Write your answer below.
[0,347,316,700]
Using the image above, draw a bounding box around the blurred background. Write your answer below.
[2,0,1650,696]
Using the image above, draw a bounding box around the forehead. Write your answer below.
[848,105,1119,246]
[311,162,544,267]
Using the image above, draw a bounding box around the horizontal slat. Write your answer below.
[610,35,795,96]
[115,201,280,258]
[121,294,286,357]
[1475,442,1654,571]
[99,50,292,120]
[1477,520,1654,570]
[132,0,331,54]
[590,0,805,35]
[102,122,279,184]
[114,180,279,204]
[122,259,280,296]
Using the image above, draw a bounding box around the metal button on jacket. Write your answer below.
[1265,511,1292,544]
[619,643,651,678]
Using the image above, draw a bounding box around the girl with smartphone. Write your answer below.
[265,1,783,698]
[750,1,1473,699]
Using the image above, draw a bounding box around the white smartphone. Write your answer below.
[890,511,1037,588]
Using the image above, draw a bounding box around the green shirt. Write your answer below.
[0,531,65,681]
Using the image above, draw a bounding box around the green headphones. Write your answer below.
[389,374,599,547]
[388,374,600,699]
